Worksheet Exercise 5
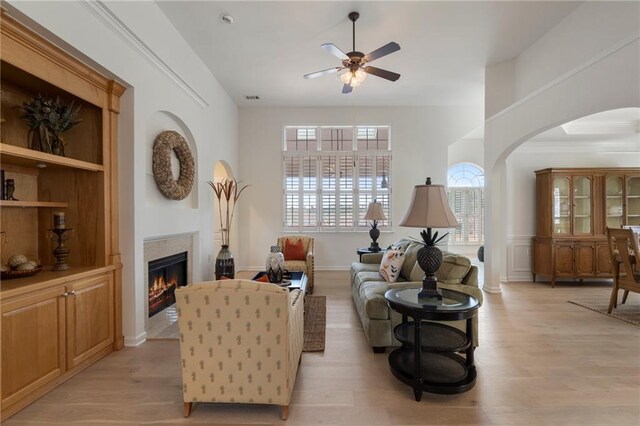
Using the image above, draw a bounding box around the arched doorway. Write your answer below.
[447,163,485,256]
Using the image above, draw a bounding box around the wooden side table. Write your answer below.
[385,287,479,400]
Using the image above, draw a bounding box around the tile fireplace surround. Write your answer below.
[143,233,196,330]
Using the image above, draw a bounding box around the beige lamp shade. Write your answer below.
[363,201,387,221]
[399,182,458,228]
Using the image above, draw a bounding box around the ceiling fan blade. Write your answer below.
[363,42,401,63]
[364,66,401,82]
[304,67,343,79]
[342,83,353,94]
[322,43,349,60]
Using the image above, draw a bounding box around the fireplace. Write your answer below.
[148,251,187,318]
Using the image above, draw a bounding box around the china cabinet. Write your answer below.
[532,168,640,287]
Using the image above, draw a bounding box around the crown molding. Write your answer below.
[518,138,640,153]
[561,121,639,135]
[80,0,209,108]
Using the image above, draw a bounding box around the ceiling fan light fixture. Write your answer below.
[339,71,352,85]
[339,68,367,87]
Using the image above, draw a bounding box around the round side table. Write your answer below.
[385,287,479,401]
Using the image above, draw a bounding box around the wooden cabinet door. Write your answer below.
[575,244,595,276]
[554,244,574,275]
[596,243,613,276]
[1,287,66,408]
[66,275,114,369]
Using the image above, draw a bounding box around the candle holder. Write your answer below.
[50,228,73,271]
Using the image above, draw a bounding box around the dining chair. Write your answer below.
[606,227,640,313]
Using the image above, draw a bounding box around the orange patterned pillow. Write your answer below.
[284,239,306,261]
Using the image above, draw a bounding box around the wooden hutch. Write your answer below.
[533,167,640,287]
[0,12,124,419]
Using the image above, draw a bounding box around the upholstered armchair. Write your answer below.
[175,279,304,420]
[277,236,315,294]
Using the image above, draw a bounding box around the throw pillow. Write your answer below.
[284,239,306,261]
[379,249,406,282]
[255,275,270,283]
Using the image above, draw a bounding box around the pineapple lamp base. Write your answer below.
[416,243,443,300]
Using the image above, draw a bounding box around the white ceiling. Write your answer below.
[157,1,580,107]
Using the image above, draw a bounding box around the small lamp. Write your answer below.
[363,200,387,252]
[399,177,459,299]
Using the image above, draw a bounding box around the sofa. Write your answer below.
[350,238,482,353]
[175,280,304,419]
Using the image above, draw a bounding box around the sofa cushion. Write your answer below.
[380,249,406,282]
[284,260,308,272]
[354,270,387,291]
[436,254,472,284]
[360,281,391,320]
[400,242,422,280]
[409,262,425,282]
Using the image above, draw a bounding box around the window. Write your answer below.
[447,163,485,244]
[284,126,391,232]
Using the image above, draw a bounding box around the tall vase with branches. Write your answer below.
[207,178,249,279]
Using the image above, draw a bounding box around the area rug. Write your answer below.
[303,295,326,352]
[148,295,327,352]
[567,297,640,327]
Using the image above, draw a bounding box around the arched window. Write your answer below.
[447,163,484,244]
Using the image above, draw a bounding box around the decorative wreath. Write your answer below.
[152,130,195,200]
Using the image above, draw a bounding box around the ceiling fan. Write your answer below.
[304,12,401,94]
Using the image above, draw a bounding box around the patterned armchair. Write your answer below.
[175,280,304,420]
[277,236,315,294]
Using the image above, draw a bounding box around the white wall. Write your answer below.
[237,106,483,270]
[514,1,640,100]
[8,1,238,345]
[505,138,640,281]
[448,138,484,169]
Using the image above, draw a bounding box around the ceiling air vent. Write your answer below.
[245,95,260,100]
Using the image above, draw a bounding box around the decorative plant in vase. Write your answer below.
[21,95,82,157]
[207,178,250,279]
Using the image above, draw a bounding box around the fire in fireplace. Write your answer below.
[148,252,187,318]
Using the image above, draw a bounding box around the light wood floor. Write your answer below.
[5,271,640,425]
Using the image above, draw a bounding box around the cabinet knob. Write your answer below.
[69,290,76,296]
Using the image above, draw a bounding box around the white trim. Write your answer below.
[507,235,533,282]
[486,35,640,124]
[80,0,209,108]
[518,139,640,153]
[124,331,147,347]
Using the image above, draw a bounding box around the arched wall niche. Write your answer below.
[483,38,640,293]
[145,110,199,209]
[213,160,234,183]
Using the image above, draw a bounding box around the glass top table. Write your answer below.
[385,287,479,321]
[385,287,480,399]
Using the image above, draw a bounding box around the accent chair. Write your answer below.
[277,236,315,294]
[175,279,304,419]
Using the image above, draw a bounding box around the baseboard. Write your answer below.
[124,331,147,347]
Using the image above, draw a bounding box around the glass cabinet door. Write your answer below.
[553,177,571,235]
[627,176,640,226]
[605,176,624,229]
[573,176,592,235]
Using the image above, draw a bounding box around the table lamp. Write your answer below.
[363,200,387,252]
[400,177,459,299]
